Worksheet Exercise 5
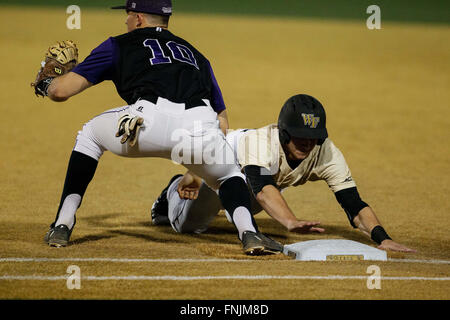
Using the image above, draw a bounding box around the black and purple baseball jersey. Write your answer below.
[72,27,226,113]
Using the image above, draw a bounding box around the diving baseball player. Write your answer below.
[32,0,277,252]
[152,94,416,253]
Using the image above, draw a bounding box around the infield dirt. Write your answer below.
[0,7,449,300]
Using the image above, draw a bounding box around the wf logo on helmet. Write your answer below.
[301,113,320,128]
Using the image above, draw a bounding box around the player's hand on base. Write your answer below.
[377,239,417,253]
[287,220,325,234]
[177,171,203,200]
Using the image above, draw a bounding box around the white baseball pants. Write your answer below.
[166,129,263,233]
[73,98,241,190]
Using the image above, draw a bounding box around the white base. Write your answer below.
[283,239,387,261]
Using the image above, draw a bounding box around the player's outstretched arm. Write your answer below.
[243,165,324,233]
[353,207,416,253]
[256,184,325,234]
[335,187,416,252]
[48,72,92,102]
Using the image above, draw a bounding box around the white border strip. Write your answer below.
[0,257,449,264]
[0,258,250,263]
[388,258,450,264]
[1,275,449,281]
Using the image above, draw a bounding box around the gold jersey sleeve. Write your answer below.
[237,124,279,173]
[237,124,356,193]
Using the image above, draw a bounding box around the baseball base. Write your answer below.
[283,239,387,261]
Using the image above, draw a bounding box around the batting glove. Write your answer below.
[115,114,144,147]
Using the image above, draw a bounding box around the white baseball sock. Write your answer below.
[55,194,81,230]
[231,206,257,240]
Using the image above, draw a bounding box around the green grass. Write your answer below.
[1,0,449,24]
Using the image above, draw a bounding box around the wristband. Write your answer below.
[371,225,392,244]
[35,77,54,97]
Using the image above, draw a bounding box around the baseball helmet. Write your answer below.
[278,94,328,145]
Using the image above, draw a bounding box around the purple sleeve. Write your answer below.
[71,37,118,85]
[207,61,226,113]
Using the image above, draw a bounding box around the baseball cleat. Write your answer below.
[241,231,284,256]
[151,174,183,225]
[44,224,72,247]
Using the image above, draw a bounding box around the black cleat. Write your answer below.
[151,174,183,225]
[241,231,284,256]
[44,224,72,247]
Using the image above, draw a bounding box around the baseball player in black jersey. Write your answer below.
[40,0,281,254]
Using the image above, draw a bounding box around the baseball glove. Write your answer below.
[31,40,79,97]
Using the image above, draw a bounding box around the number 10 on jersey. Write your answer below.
[143,39,199,70]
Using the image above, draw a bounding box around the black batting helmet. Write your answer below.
[278,94,328,145]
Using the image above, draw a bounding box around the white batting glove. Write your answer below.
[115,114,144,147]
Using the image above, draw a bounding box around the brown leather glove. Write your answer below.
[31,40,78,97]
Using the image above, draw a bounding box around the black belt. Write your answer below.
[139,95,208,110]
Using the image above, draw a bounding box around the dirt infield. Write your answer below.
[0,7,449,301]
